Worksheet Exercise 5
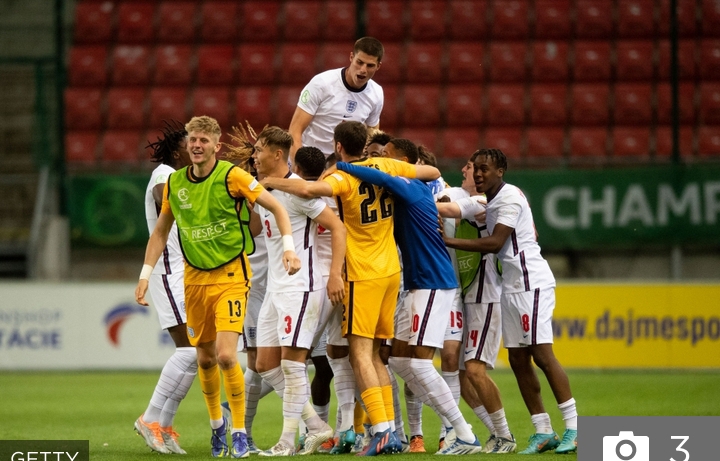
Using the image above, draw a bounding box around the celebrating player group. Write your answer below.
[133,37,579,458]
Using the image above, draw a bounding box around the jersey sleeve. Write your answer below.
[297,75,326,116]
[495,192,522,229]
[455,196,486,224]
[290,194,327,220]
[227,167,264,203]
[337,162,415,202]
[381,158,418,179]
[365,86,383,127]
[322,171,352,197]
[160,181,173,216]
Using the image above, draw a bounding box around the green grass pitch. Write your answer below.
[1,369,718,460]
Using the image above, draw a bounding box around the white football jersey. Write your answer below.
[455,196,502,304]
[145,164,183,275]
[297,68,384,155]
[485,183,556,293]
[315,196,337,277]
[248,229,268,291]
[256,173,326,292]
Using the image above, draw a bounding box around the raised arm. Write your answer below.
[255,189,301,275]
[288,107,314,163]
[414,164,441,181]
[260,177,333,199]
[436,201,462,219]
[336,162,415,202]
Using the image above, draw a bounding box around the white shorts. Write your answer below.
[148,272,186,330]
[393,290,411,342]
[311,330,327,358]
[257,290,324,349]
[311,277,335,350]
[444,289,465,343]
[407,288,456,349]
[463,302,502,369]
[502,287,555,348]
[241,283,266,351]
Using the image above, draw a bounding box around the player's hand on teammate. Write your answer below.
[135,280,149,306]
[474,197,488,223]
[283,250,302,275]
[326,274,345,305]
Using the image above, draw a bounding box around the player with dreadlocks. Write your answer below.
[134,121,197,455]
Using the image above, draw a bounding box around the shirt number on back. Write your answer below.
[358,182,392,224]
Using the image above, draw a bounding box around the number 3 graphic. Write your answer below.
[670,436,689,461]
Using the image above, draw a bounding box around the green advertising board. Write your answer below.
[67,165,720,250]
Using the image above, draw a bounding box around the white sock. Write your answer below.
[531,413,553,434]
[280,360,307,446]
[489,408,511,439]
[410,358,473,441]
[558,398,577,430]
[328,356,356,432]
[405,382,423,437]
[145,347,197,425]
[160,348,197,428]
[259,366,285,397]
[313,403,330,424]
[442,370,461,404]
[244,368,263,438]
[388,356,448,431]
[386,365,401,435]
[473,405,495,435]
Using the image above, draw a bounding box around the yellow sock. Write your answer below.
[360,387,387,427]
[198,364,222,422]
[222,363,245,430]
[354,400,366,434]
[381,385,395,423]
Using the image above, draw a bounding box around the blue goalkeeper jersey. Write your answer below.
[337,161,457,291]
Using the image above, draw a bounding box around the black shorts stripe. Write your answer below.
[474,303,494,362]
[417,289,436,345]
[346,281,354,335]
[292,291,310,347]
[531,289,540,345]
[162,274,183,325]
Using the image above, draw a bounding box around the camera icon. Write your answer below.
[603,431,649,461]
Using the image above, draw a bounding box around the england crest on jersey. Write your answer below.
[346,100,357,113]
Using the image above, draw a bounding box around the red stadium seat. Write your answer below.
[397,128,439,153]
[101,130,143,164]
[490,1,529,39]
[149,87,188,127]
[64,88,103,130]
[531,41,569,82]
[698,126,720,157]
[379,85,398,129]
[447,43,485,83]
[157,2,197,43]
[571,84,610,126]
[483,128,523,160]
[200,2,238,43]
[366,1,406,41]
[654,126,694,159]
[409,1,447,40]
[116,3,155,44]
[614,84,653,126]
[106,88,146,129]
[699,40,720,81]
[529,85,568,126]
[73,2,114,44]
[656,83,696,125]
[372,42,403,85]
[65,131,99,164]
[192,87,231,128]
[448,0,488,40]
[615,41,655,81]
[274,85,303,128]
[69,46,108,87]
[279,44,319,85]
[234,86,273,132]
[658,40,696,81]
[573,41,611,82]
[319,43,351,71]
[196,45,235,86]
[575,0,613,39]
[325,1,356,41]
[617,0,655,38]
[569,127,608,160]
[534,0,571,39]
[486,84,525,126]
[525,128,565,159]
[660,0,699,37]
[283,1,322,41]
[699,83,720,125]
[111,45,151,86]
[445,85,483,127]
[240,2,281,42]
[701,0,720,37]
[489,42,528,83]
[400,85,441,127]
[405,43,444,84]
[612,127,651,160]
[153,45,193,86]
[441,128,481,159]
[237,44,277,85]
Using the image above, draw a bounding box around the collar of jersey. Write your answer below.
[341,67,368,93]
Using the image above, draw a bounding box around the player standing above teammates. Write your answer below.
[135,121,197,455]
[250,127,346,457]
[135,116,301,459]
[442,148,578,455]
[262,121,442,457]
[288,37,385,163]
